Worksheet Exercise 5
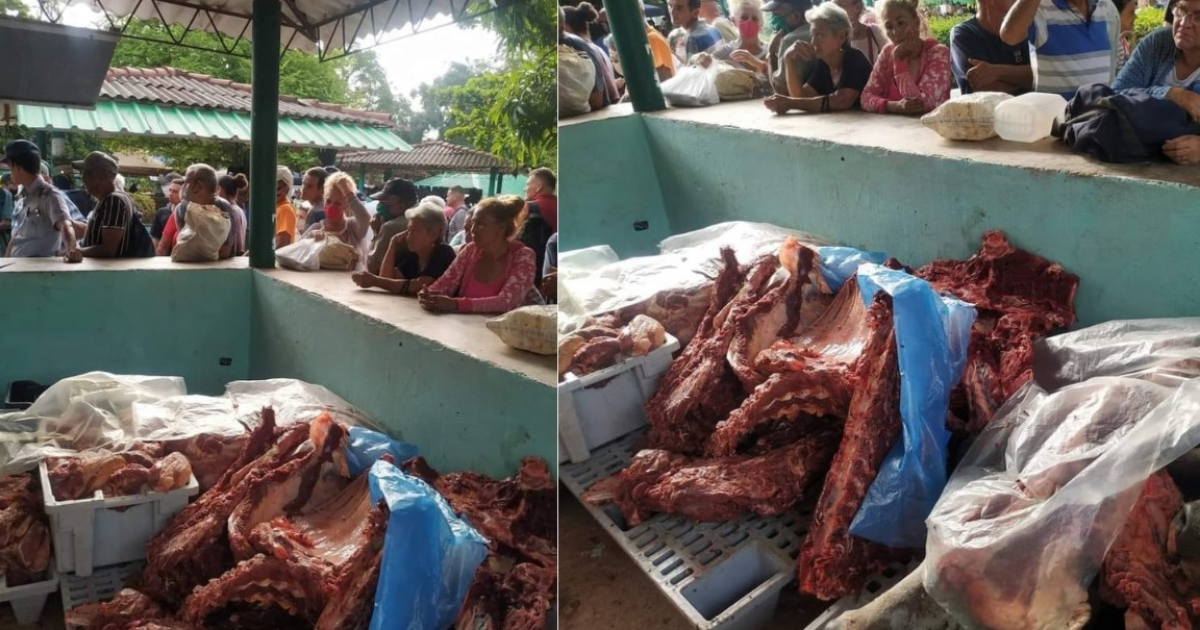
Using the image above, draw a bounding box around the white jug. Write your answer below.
[993,93,1069,143]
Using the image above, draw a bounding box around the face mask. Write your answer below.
[738,19,761,39]
[768,12,792,33]
[325,203,346,224]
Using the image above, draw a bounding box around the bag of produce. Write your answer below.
[486,305,557,355]
[171,202,231,262]
[921,92,1013,141]
[559,45,596,117]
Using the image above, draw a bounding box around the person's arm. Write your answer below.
[781,86,864,112]
[914,45,953,112]
[453,247,537,314]
[157,211,177,256]
[78,198,126,258]
[1115,30,1170,96]
[784,44,815,97]
[58,219,80,261]
[1001,0,1042,46]
[379,234,403,280]
[860,47,894,112]
[344,193,371,242]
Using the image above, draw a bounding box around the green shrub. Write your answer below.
[1135,7,1165,38]
[130,192,157,224]
[928,15,970,46]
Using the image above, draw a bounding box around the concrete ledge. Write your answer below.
[0,257,250,273]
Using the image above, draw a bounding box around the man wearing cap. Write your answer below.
[365,178,418,276]
[444,186,470,241]
[2,140,80,261]
[668,0,724,64]
[78,152,155,258]
[766,0,815,95]
[275,166,298,249]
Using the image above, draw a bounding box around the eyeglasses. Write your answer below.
[1175,6,1200,24]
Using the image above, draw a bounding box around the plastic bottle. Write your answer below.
[993,93,1069,143]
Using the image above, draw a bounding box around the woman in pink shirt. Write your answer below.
[418,195,541,314]
[859,0,951,115]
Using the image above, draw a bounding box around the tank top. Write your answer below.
[460,270,507,299]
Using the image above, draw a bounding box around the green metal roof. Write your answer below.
[415,171,526,195]
[16,101,411,152]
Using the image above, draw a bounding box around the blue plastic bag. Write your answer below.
[367,460,488,630]
[345,426,419,476]
[848,263,975,548]
[814,246,889,292]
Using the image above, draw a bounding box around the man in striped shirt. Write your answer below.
[78,152,154,259]
[1000,0,1118,98]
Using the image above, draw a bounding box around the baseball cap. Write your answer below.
[82,151,120,176]
[371,177,418,206]
[763,0,812,12]
[1,140,40,169]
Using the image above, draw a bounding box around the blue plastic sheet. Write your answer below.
[367,460,488,630]
[814,246,889,292]
[344,426,419,476]
[848,263,976,548]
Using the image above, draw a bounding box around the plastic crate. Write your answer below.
[558,334,680,463]
[802,562,932,630]
[561,429,809,630]
[60,561,142,614]
[38,461,198,577]
[0,566,59,626]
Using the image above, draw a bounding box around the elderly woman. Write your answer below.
[836,0,888,64]
[695,0,770,73]
[351,197,456,296]
[859,0,951,114]
[764,2,875,112]
[302,172,372,262]
[1114,0,1200,163]
[418,195,541,314]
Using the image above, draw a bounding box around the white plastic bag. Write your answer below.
[924,319,1200,630]
[559,44,596,117]
[171,202,231,262]
[275,238,322,271]
[921,92,1012,141]
[661,65,719,107]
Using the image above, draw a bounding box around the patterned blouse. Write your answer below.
[860,39,952,114]
[427,240,539,314]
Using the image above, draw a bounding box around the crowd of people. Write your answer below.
[0,139,559,315]
[558,0,1200,162]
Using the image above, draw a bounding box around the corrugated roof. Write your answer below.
[17,100,411,152]
[102,67,393,126]
[415,171,526,195]
[338,141,505,173]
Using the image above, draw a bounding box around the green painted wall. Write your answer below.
[559,116,673,258]
[561,115,1200,326]
[249,274,555,479]
[0,270,251,395]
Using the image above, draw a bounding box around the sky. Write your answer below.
[48,3,500,107]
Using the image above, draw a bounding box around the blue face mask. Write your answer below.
[769,12,792,33]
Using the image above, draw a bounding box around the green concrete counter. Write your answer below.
[0,259,554,478]
[560,101,1200,326]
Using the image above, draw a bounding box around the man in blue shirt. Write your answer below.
[1000,0,1118,98]
[951,0,1033,94]
[2,141,80,261]
[668,0,724,63]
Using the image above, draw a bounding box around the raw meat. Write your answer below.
[149,452,193,493]
[708,278,870,456]
[158,432,248,493]
[402,456,557,630]
[558,334,587,378]
[0,473,50,586]
[567,337,623,376]
[619,314,667,357]
[68,588,170,630]
[589,284,715,347]
[797,294,904,601]
[100,465,151,497]
[1101,471,1196,630]
[583,424,841,526]
[48,452,127,501]
[917,231,1079,432]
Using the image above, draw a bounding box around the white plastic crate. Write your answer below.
[561,429,810,630]
[802,562,929,630]
[558,334,680,463]
[60,561,142,614]
[0,566,59,626]
[38,461,199,577]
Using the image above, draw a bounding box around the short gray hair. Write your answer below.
[186,163,218,193]
[805,1,852,35]
[405,196,449,242]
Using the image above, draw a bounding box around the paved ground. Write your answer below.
[559,490,827,630]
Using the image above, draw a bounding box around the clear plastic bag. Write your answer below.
[661,64,720,107]
[275,237,322,271]
[925,371,1200,630]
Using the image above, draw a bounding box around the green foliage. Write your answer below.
[928,15,970,46]
[408,61,492,142]
[0,0,32,17]
[476,0,558,55]
[442,53,557,168]
[1135,7,1166,37]
[130,192,157,223]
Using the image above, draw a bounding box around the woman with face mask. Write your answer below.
[302,172,373,267]
[694,0,770,75]
[763,2,875,112]
[859,0,951,115]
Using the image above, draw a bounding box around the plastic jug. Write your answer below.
[993,93,1069,142]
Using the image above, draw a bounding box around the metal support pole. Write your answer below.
[358,164,366,190]
[489,167,499,196]
[249,0,281,268]
[606,0,666,112]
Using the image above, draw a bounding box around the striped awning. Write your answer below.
[16,101,411,152]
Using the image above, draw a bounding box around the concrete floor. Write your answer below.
[0,593,66,629]
[559,491,828,630]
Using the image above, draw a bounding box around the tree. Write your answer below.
[408,61,491,142]
[442,53,556,168]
